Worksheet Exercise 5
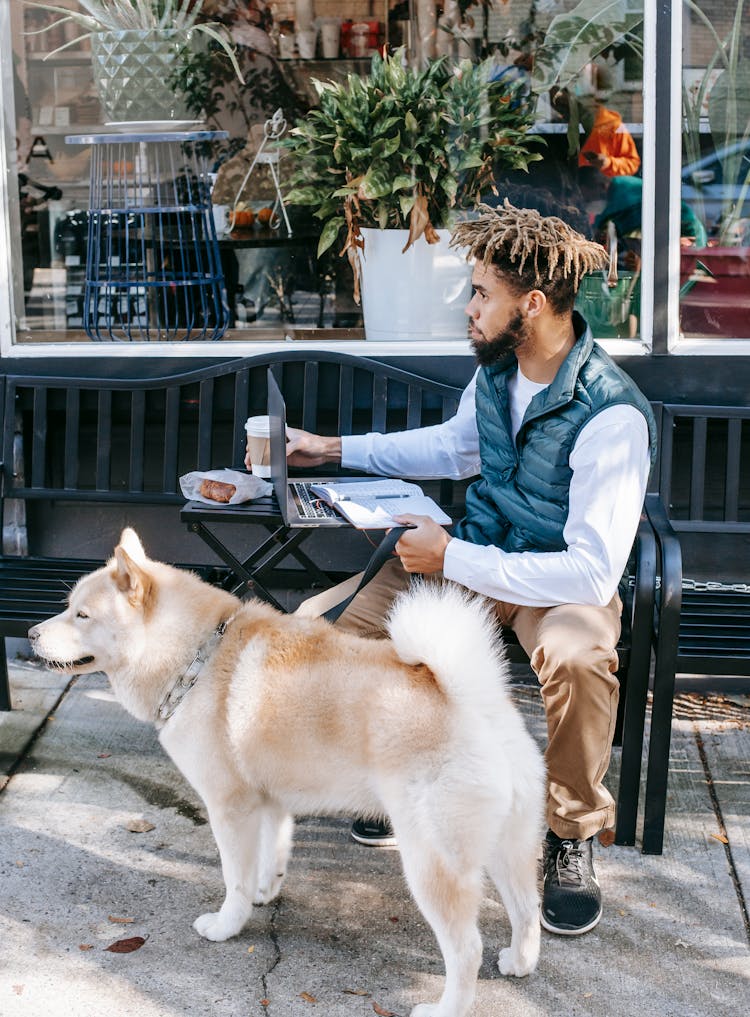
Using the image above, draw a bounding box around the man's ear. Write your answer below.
[523,289,547,318]
[114,544,152,609]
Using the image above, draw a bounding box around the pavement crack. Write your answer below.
[694,723,750,944]
[259,896,283,1013]
[0,674,79,795]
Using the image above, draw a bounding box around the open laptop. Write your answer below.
[268,368,375,528]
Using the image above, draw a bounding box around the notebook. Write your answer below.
[267,369,449,530]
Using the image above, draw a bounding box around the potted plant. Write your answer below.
[283,49,541,340]
[25,0,242,125]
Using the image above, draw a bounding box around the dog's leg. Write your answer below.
[394,822,483,1017]
[486,826,541,977]
[254,804,294,905]
[193,799,263,942]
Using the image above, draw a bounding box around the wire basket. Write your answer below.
[76,131,229,341]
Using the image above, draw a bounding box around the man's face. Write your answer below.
[465,262,533,366]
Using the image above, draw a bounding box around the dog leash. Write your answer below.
[321,526,409,624]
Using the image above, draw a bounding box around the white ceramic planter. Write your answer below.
[358,228,471,341]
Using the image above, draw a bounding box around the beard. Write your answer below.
[470,310,532,367]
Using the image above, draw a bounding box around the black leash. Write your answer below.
[322,526,409,624]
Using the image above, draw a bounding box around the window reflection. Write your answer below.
[680,0,750,339]
[6,0,648,343]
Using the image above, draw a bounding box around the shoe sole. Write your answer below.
[539,907,602,936]
[350,831,399,848]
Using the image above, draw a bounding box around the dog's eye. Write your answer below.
[76,611,89,620]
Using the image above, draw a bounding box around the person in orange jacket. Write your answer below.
[578,102,641,177]
[551,85,641,179]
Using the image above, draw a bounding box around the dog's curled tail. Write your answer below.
[386,580,508,707]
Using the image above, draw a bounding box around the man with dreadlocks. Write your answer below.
[286,200,657,937]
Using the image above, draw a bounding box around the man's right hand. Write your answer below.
[284,427,342,468]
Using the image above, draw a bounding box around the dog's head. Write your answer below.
[28,528,154,677]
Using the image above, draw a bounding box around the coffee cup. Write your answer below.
[245,415,272,477]
[319,19,340,58]
[296,28,317,59]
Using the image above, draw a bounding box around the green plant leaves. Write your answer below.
[531,0,644,93]
[283,49,540,257]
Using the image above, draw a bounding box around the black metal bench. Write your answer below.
[0,351,657,849]
[645,403,750,854]
[0,351,465,713]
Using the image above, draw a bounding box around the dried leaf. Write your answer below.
[597,829,615,847]
[372,1003,396,1017]
[79,944,94,951]
[247,945,255,954]
[343,988,370,996]
[124,819,155,834]
[389,916,399,923]
[105,936,146,954]
[711,833,729,844]
[97,753,111,759]
[299,992,317,1003]
[260,1000,270,1008]
[108,915,135,924]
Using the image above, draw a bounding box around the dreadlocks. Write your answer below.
[451,200,609,314]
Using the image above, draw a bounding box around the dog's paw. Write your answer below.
[254,871,285,906]
[193,911,242,942]
[497,947,536,978]
[409,1005,440,1017]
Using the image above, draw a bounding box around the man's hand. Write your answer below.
[584,151,609,170]
[282,427,342,469]
[392,515,451,574]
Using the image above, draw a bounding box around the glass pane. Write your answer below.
[5,0,645,345]
[680,0,750,339]
[462,0,646,340]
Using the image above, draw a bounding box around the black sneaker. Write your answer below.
[350,817,397,847]
[541,830,602,935]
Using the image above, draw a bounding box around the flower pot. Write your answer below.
[91,29,192,125]
[359,228,471,341]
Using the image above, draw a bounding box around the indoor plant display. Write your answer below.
[283,49,541,340]
[26,0,243,125]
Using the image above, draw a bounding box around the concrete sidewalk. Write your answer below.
[1,660,748,1017]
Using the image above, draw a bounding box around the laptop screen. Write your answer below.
[267,368,290,525]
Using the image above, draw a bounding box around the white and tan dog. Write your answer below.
[29,528,545,1017]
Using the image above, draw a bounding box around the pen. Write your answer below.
[338,494,410,501]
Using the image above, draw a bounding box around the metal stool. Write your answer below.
[66,130,230,341]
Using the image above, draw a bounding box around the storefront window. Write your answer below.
[680,0,750,339]
[3,0,646,348]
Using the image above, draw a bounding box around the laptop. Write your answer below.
[268,368,372,528]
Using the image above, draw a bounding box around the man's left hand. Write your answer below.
[392,515,451,573]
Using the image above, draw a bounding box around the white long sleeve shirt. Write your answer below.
[341,368,651,608]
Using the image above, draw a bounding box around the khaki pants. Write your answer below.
[298,559,622,841]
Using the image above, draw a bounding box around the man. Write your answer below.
[286,202,657,937]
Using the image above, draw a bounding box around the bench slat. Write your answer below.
[96,389,112,491]
[64,388,80,490]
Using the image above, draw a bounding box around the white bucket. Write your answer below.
[358,228,471,341]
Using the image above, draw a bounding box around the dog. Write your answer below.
[29,528,546,1017]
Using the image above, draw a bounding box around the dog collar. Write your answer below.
[157,618,231,724]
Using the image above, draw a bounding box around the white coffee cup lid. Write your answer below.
[245,415,270,436]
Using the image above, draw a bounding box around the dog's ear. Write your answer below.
[118,528,147,564]
[114,545,152,609]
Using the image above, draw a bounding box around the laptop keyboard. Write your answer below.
[291,482,338,519]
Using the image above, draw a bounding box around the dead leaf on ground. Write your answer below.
[105,936,146,954]
[711,833,729,844]
[247,945,255,954]
[108,915,135,924]
[79,944,94,951]
[97,753,111,759]
[299,992,317,1003]
[124,818,155,834]
[260,1000,270,1008]
[597,829,615,847]
[372,1003,396,1017]
[343,988,370,996]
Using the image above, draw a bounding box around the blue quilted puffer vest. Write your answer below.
[453,316,657,551]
